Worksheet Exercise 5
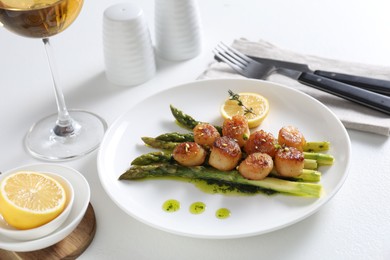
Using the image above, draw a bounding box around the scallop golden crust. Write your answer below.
[209,136,242,171]
[274,146,305,177]
[238,153,273,180]
[193,123,220,147]
[278,125,306,151]
[244,130,278,157]
[172,142,207,166]
[222,115,250,147]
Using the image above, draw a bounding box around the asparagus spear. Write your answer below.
[303,152,334,166]
[303,141,330,152]
[147,132,330,154]
[170,105,223,134]
[156,132,194,142]
[119,163,322,197]
[141,137,179,151]
[304,158,317,169]
[131,151,173,165]
[141,136,333,165]
[169,104,198,130]
[269,168,321,182]
[131,152,321,182]
[170,105,330,151]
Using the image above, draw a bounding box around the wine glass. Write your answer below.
[0,0,107,160]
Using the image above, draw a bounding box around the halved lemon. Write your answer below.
[0,171,66,230]
[220,92,269,128]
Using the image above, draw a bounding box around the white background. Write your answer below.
[0,0,389,259]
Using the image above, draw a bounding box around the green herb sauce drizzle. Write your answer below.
[189,202,206,214]
[162,199,180,212]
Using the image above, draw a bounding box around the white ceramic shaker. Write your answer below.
[154,0,202,61]
[103,3,156,86]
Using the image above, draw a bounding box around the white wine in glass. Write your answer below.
[0,0,107,160]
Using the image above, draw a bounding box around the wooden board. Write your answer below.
[0,203,96,260]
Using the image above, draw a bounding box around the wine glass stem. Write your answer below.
[42,38,75,137]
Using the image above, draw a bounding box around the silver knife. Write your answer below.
[249,56,390,96]
[276,68,390,115]
[214,53,390,115]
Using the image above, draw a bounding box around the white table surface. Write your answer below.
[1,0,389,259]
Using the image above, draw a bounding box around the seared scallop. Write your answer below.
[278,125,306,151]
[172,142,207,166]
[222,115,250,147]
[209,136,242,171]
[193,123,220,147]
[274,146,305,177]
[244,130,278,157]
[238,153,273,180]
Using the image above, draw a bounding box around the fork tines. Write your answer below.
[213,42,250,72]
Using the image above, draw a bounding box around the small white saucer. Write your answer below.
[0,164,90,252]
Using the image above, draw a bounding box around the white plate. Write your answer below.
[0,164,90,252]
[97,78,351,239]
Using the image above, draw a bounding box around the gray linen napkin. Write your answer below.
[199,38,390,136]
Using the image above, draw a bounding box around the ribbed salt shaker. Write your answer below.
[103,3,156,86]
[154,0,202,61]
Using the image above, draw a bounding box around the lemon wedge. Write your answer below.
[0,171,66,230]
[220,92,269,128]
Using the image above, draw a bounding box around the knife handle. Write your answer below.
[314,70,390,96]
[298,72,390,115]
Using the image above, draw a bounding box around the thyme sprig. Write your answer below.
[228,90,256,115]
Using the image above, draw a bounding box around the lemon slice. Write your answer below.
[221,92,269,128]
[0,171,66,230]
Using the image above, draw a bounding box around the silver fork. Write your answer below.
[213,42,276,79]
[213,42,390,115]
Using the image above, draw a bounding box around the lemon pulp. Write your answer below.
[0,171,66,230]
[221,92,269,128]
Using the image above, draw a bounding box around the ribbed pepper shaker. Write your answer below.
[103,3,156,86]
[154,0,202,61]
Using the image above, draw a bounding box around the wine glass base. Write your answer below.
[25,110,107,161]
